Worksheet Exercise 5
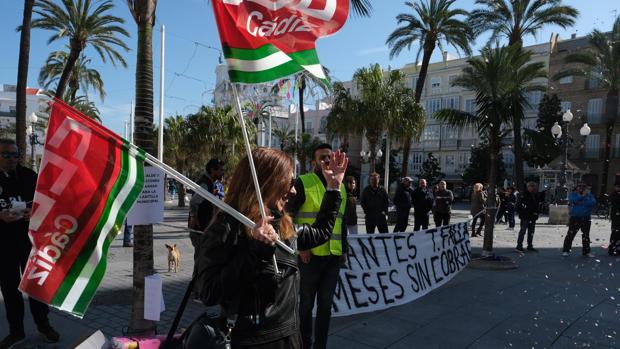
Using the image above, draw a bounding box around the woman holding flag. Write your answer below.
[194,147,348,348]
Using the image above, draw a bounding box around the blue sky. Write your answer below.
[0,0,618,136]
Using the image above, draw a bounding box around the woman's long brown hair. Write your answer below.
[225,148,295,240]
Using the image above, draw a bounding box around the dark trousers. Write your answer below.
[506,208,515,228]
[393,207,410,232]
[0,239,50,336]
[433,212,450,228]
[563,217,592,254]
[472,214,485,235]
[517,219,537,248]
[237,332,302,349]
[366,215,388,234]
[413,213,429,231]
[495,207,506,223]
[299,255,341,349]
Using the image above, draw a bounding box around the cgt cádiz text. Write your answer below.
[332,222,471,316]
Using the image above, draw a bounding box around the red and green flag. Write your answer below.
[19,99,145,318]
[211,0,349,85]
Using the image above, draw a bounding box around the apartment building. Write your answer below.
[548,34,620,194]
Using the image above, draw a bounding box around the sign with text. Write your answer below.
[127,167,164,225]
[332,222,471,317]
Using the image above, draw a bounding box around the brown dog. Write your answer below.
[166,244,181,273]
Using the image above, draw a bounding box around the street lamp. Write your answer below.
[550,109,590,204]
[27,112,43,170]
[360,149,383,162]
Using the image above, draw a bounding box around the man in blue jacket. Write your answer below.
[562,183,597,257]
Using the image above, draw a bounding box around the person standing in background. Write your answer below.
[505,187,517,231]
[433,180,454,227]
[411,179,433,231]
[361,172,389,234]
[470,183,486,237]
[344,176,359,234]
[609,182,620,256]
[562,183,596,257]
[393,177,413,232]
[515,182,542,253]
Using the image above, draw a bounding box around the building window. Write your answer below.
[305,121,313,134]
[423,125,441,141]
[409,76,418,90]
[615,134,620,158]
[586,134,600,159]
[448,75,459,90]
[464,99,476,114]
[526,91,543,111]
[430,76,442,93]
[587,72,603,89]
[559,75,573,84]
[425,98,442,116]
[560,101,572,113]
[410,152,424,172]
[442,95,460,109]
[444,154,456,173]
[587,98,603,123]
[457,151,470,170]
[319,117,327,134]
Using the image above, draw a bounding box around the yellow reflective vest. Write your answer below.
[293,172,347,256]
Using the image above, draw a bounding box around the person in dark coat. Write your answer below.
[411,179,434,231]
[361,172,389,234]
[515,182,542,252]
[393,177,413,232]
[608,182,620,256]
[0,139,60,348]
[433,180,454,227]
[195,148,348,349]
[344,176,358,234]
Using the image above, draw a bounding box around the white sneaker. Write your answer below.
[583,252,595,258]
[561,252,570,257]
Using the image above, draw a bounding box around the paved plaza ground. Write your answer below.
[1,202,618,348]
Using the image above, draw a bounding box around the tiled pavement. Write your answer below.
[1,203,618,348]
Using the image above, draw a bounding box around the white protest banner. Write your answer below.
[332,221,471,317]
[127,166,165,225]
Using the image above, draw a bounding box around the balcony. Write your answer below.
[441,139,458,148]
[0,111,16,117]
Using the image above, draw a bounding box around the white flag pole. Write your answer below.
[231,84,289,270]
[157,24,165,162]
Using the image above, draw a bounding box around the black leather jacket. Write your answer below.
[195,191,341,346]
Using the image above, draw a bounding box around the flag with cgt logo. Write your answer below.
[211,0,349,85]
[19,99,145,318]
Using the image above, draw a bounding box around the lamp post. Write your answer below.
[26,112,43,170]
[550,109,591,204]
[360,148,383,188]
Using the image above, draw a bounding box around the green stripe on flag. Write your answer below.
[72,149,145,315]
[223,44,280,60]
[52,147,132,307]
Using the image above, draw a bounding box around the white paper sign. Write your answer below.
[127,166,164,225]
[332,221,471,317]
[144,273,165,321]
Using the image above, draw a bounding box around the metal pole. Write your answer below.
[384,134,390,191]
[158,24,165,161]
[294,106,299,176]
[130,99,135,144]
[268,113,272,148]
[30,135,35,169]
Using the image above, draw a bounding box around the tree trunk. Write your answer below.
[512,116,525,191]
[401,44,434,176]
[128,0,157,336]
[482,127,500,254]
[369,137,377,174]
[176,181,186,207]
[54,44,81,99]
[601,89,619,195]
[16,0,34,162]
[299,76,306,133]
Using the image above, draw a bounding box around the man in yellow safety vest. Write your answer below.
[287,143,347,349]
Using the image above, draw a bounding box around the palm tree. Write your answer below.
[32,0,130,98]
[352,64,413,173]
[350,0,372,16]
[164,115,190,207]
[326,83,357,152]
[16,0,35,162]
[386,0,472,176]
[39,50,105,101]
[63,93,101,121]
[553,16,620,195]
[126,0,157,336]
[294,133,323,174]
[272,126,295,152]
[435,44,546,254]
[469,0,579,191]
